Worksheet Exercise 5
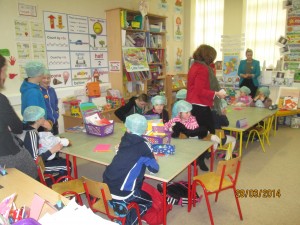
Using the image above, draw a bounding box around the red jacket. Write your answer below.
[186,62,215,107]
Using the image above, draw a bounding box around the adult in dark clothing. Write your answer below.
[115,94,148,122]
[0,54,37,178]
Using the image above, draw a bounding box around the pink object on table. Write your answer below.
[93,144,111,152]
[233,107,244,110]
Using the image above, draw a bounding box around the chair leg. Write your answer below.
[192,182,197,208]
[257,135,266,152]
[233,187,243,220]
[215,191,219,202]
[204,191,215,225]
[245,131,253,148]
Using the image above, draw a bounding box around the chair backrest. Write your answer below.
[35,156,47,185]
[215,129,225,139]
[216,157,241,179]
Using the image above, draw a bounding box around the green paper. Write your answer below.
[0,49,10,56]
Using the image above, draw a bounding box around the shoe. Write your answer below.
[198,160,209,171]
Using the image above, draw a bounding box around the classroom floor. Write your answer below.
[74,126,300,225]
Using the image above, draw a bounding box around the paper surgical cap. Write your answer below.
[176,89,187,99]
[259,87,270,97]
[43,69,51,76]
[23,106,45,122]
[125,114,147,136]
[176,100,192,113]
[240,86,251,95]
[151,95,166,105]
[25,61,45,78]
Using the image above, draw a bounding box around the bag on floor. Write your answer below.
[157,181,201,206]
[141,182,172,225]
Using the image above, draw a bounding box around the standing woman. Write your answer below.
[0,55,37,178]
[238,48,261,99]
[186,45,226,171]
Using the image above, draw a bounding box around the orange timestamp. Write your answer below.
[235,189,281,198]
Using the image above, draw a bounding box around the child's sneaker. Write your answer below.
[108,201,128,217]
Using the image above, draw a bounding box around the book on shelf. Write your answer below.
[120,9,127,28]
[124,32,145,47]
[124,71,149,82]
[147,49,164,63]
[145,34,163,48]
[149,65,162,79]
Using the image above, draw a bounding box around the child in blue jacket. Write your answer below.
[40,69,59,135]
[103,114,159,225]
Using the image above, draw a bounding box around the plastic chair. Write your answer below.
[35,156,85,205]
[245,115,274,152]
[215,129,233,160]
[191,157,243,225]
[82,176,142,225]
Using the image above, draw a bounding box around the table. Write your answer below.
[0,168,68,218]
[273,109,300,136]
[60,123,213,225]
[222,106,277,156]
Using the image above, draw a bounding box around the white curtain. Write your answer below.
[245,0,286,67]
[193,0,224,60]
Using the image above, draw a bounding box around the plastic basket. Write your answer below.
[143,131,172,145]
[152,125,165,133]
[85,121,114,137]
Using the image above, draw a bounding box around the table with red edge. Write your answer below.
[60,123,213,225]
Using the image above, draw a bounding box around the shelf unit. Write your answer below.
[106,8,167,99]
[165,74,187,117]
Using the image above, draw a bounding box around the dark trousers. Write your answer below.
[191,105,215,134]
[52,121,59,135]
[240,79,258,99]
[172,122,208,139]
[112,189,152,225]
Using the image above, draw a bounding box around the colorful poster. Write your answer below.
[44,12,68,32]
[30,22,44,39]
[174,47,183,71]
[49,69,72,87]
[90,52,108,68]
[109,61,121,72]
[32,43,46,60]
[19,63,27,78]
[45,32,69,51]
[69,33,90,51]
[174,0,183,13]
[67,15,88,33]
[223,53,239,77]
[70,52,91,69]
[174,16,183,41]
[122,47,149,72]
[71,69,91,86]
[47,51,70,70]
[16,42,31,59]
[89,35,107,51]
[89,18,106,36]
[15,20,30,40]
[158,0,168,10]
[92,68,109,83]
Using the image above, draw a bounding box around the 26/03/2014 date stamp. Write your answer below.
[235,189,281,198]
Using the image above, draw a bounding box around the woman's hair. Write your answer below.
[193,44,217,65]
[0,54,6,71]
[245,48,253,55]
[137,93,149,103]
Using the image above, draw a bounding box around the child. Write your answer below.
[21,106,71,180]
[212,99,237,160]
[115,93,149,123]
[164,100,220,171]
[145,95,169,123]
[232,86,252,106]
[40,69,59,135]
[172,89,187,118]
[250,87,272,108]
[103,114,159,225]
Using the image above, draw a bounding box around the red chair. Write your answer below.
[191,157,243,225]
[82,176,142,225]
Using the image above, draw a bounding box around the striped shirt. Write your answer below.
[164,115,199,130]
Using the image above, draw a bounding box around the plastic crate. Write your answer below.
[143,131,172,145]
[85,121,114,137]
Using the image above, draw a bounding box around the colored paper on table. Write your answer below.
[30,194,46,220]
[233,107,243,110]
[93,144,111,152]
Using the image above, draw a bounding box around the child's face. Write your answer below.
[136,100,147,109]
[37,117,45,127]
[40,75,51,88]
[180,111,191,120]
[153,104,164,114]
[240,91,246,97]
[258,92,266,99]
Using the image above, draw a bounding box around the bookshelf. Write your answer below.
[165,74,187,117]
[106,8,167,99]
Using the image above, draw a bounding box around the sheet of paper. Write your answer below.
[93,144,111,152]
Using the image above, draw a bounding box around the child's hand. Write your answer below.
[42,120,53,130]
[50,143,63,154]
[153,153,158,161]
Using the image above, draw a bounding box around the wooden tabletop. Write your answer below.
[222,106,277,132]
[60,123,213,182]
[0,168,68,218]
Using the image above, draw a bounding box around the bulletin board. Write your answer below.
[43,11,109,88]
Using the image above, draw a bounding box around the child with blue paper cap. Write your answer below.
[20,61,52,130]
[232,86,253,107]
[40,69,59,135]
[103,114,159,224]
[21,106,71,183]
[172,89,187,118]
[212,99,237,159]
[164,100,220,171]
[145,95,169,123]
[251,87,272,108]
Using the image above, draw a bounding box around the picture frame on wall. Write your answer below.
[18,2,37,17]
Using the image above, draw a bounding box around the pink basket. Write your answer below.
[85,122,114,137]
[143,131,172,145]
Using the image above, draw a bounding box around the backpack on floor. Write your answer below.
[157,181,202,206]
[141,182,172,225]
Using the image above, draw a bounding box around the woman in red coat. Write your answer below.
[186,44,226,171]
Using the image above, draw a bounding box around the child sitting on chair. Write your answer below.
[145,95,169,123]
[250,87,272,108]
[212,99,237,160]
[172,89,187,118]
[164,100,220,171]
[232,86,252,107]
[103,114,159,225]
